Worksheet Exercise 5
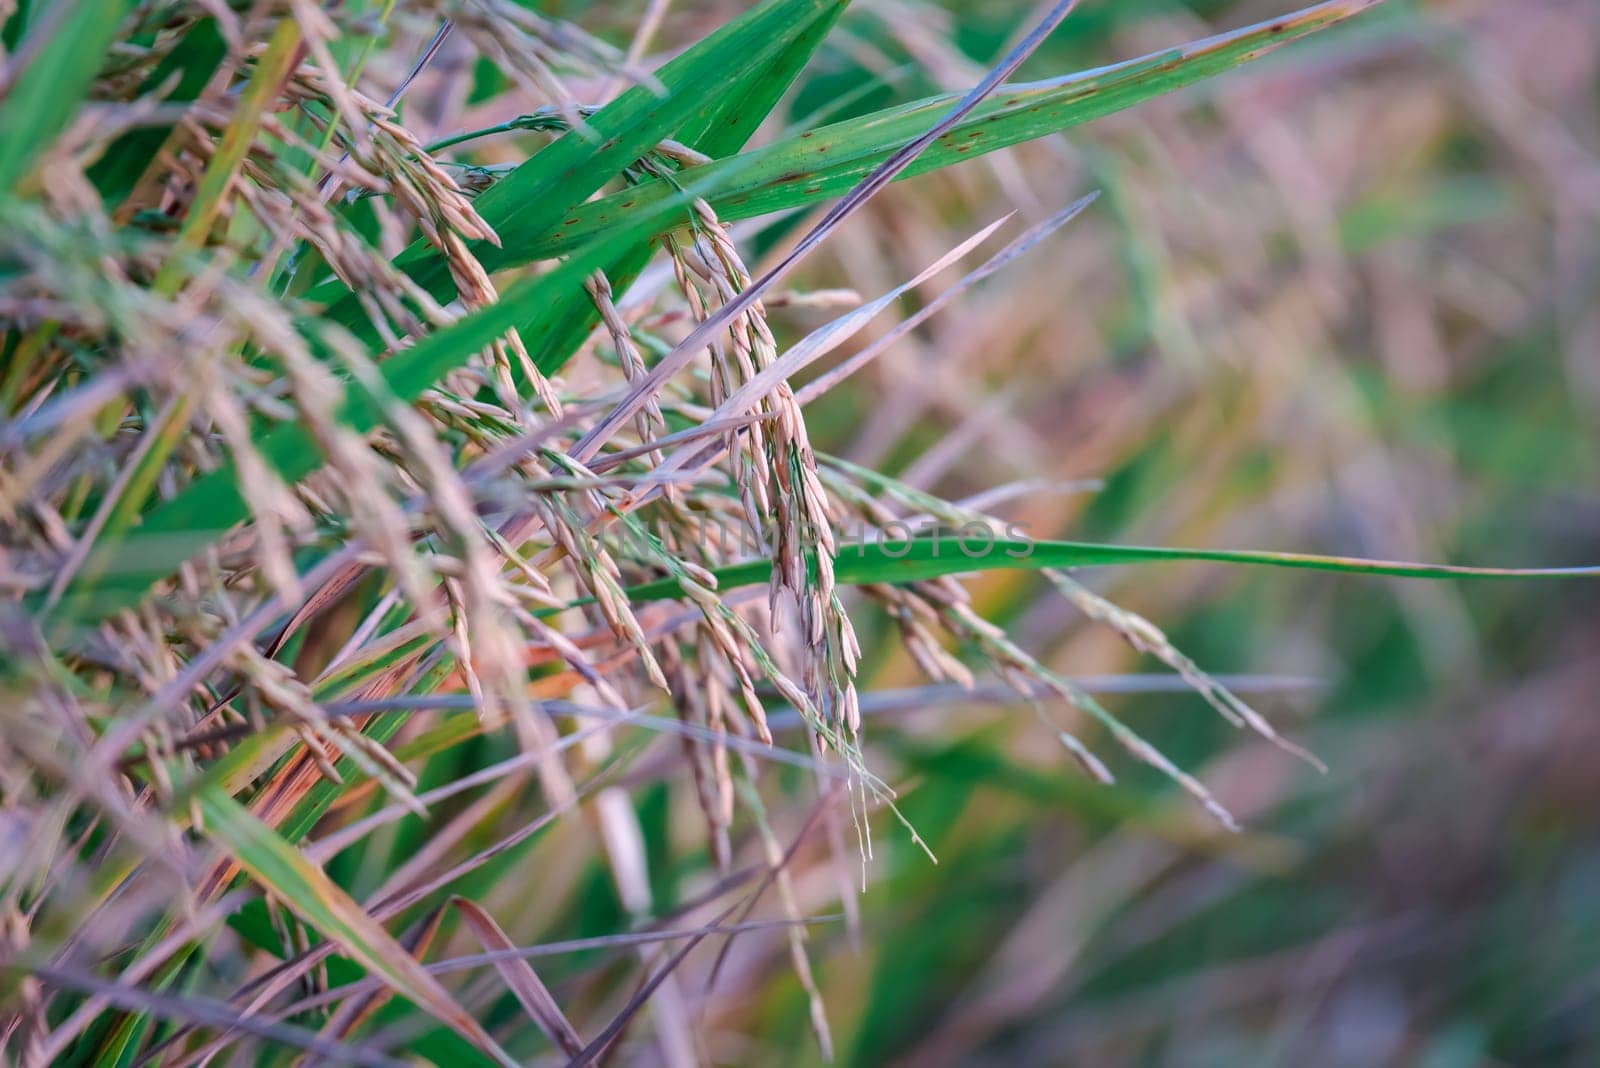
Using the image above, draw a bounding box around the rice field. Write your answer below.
[1,0,1597,1063]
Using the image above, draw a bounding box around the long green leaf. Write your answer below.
[615,536,1600,605]
[498,0,1381,265]
[195,786,516,1067]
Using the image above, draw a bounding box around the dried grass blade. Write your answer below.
[194,787,518,1068]
[450,897,585,1058]
[23,963,411,1068]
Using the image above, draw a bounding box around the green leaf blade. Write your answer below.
[614,536,1600,606]
[0,0,136,191]
[195,786,516,1067]
[517,0,1381,262]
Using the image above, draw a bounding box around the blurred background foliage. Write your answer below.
[485,0,1598,1062]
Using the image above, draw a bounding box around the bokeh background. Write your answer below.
[403,0,1600,1062]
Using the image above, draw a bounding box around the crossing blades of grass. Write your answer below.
[449,898,585,1058]
[489,0,1385,264]
[193,786,518,1068]
[519,0,850,379]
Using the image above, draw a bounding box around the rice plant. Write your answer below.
[0,0,1592,1063]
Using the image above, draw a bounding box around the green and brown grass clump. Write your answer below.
[0,0,1592,1063]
